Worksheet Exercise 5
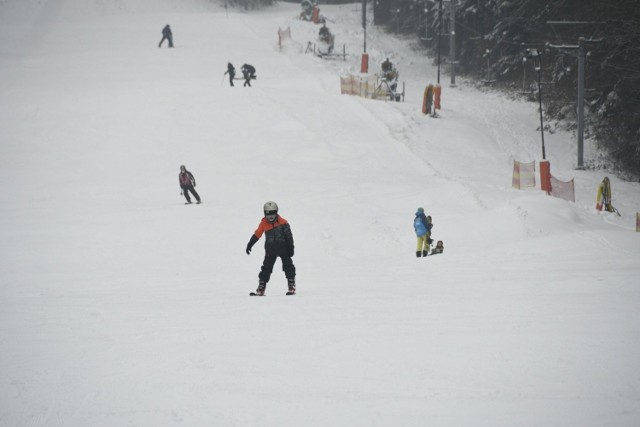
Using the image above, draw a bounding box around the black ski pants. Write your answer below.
[243,72,254,87]
[159,35,174,48]
[259,253,295,283]
[181,185,200,203]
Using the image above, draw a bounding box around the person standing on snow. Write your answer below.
[245,201,296,296]
[224,62,236,87]
[318,24,331,42]
[159,24,174,48]
[595,176,616,212]
[240,64,256,87]
[381,57,393,73]
[414,207,433,257]
[178,165,201,204]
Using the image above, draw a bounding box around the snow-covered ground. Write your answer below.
[1,1,639,425]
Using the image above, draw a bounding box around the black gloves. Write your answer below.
[288,246,295,257]
[246,235,259,255]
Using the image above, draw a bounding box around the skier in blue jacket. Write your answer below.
[414,207,432,257]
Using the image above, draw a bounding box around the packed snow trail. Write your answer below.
[1,1,639,426]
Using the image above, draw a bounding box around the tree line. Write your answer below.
[375,0,640,177]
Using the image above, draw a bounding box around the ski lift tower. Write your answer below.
[547,21,604,169]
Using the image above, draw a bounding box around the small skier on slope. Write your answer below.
[178,165,201,204]
[245,201,296,295]
[224,62,236,87]
[158,24,174,48]
[240,64,256,87]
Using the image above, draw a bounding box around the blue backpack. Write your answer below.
[414,215,427,237]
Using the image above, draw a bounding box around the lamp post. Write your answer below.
[362,0,367,53]
[437,0,443,84]
[449,0,456,87]
[527,48,546,160]
[422,7,429,40]
[360,0,368,73]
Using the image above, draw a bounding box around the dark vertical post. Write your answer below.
[362,0,367,52]
[449,0,456,86]
[536,49,546,160]
[437,0,443,84]
[577,37,585,169]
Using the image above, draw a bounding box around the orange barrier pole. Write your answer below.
[539,160,551,193]
[434,85,442,110]
[360,53,369,73]
[422,84,433,115]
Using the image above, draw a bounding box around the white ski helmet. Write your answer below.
[263,201,278,213]
[263,201,278,222]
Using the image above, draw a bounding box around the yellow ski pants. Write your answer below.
[417,233,431,252]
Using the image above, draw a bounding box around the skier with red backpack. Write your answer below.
[246,201,296,296]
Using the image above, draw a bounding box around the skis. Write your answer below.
[249,291,295,296]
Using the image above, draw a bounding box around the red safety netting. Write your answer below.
[550,175,575,202]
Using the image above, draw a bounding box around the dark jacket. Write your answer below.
[162,25,172,37]
[249,215,294,256]
[319,26,331,39]
[241,64,255,75]
[179,171,195,188]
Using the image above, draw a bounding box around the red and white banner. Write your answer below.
[512,160,536,189]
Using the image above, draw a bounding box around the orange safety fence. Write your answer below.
[340,74,377,98]
[550,175,575,203]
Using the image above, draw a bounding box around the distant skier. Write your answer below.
[413,207,432,257]
[159,24,174,48]
[240,64,256,87]
[178,165,201,204]
[431,240,444,255]
[245,201,296,296]
[224,62,236,87]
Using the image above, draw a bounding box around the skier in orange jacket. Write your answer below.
[246,201,296,295]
